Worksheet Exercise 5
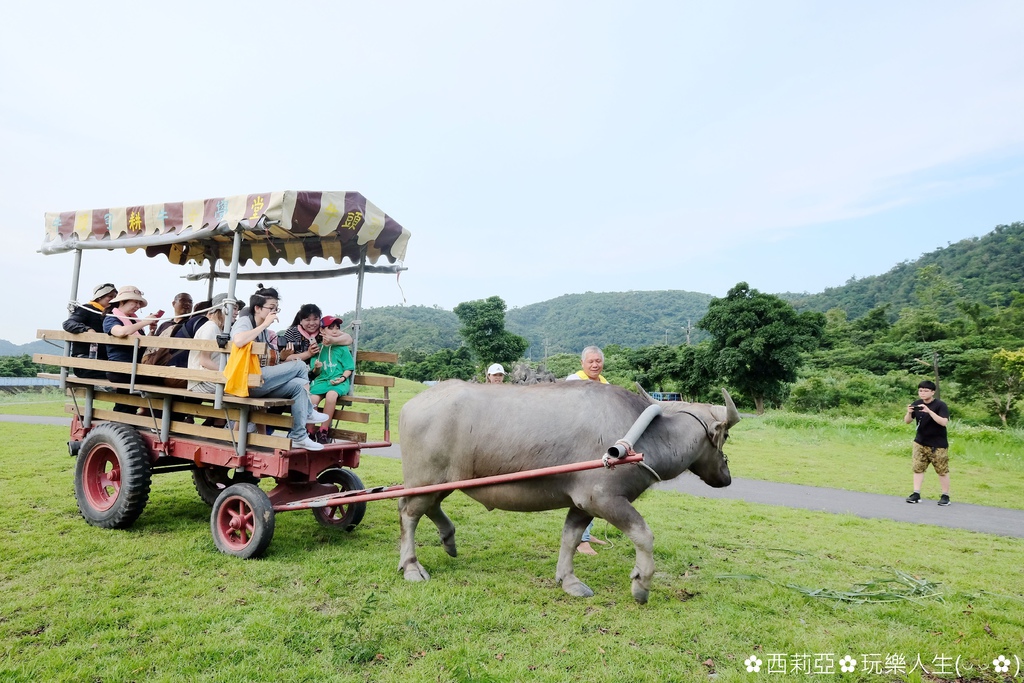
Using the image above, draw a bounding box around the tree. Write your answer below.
[953,347,1024,427]
[628,345,680,392]
[453,296,529,371]
[674,342,718,402]
[400,347,476,382]
[699,282,825,414]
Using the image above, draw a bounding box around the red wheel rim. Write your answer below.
[322,502,350,522]
[82,445,121,512]
[215,496,255,550]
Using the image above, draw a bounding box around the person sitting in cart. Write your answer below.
[279,304,354,364]
[156,292,194,335]
[187,294,236,393]
[306,315,356,444]
[102,285,162,413]
[230,286,331,451]
[62,282,117,379]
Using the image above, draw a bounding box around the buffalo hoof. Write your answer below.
[561,577,594,598]
[629,566,650,604]
[403,563,431,582]
[441,536,457,558]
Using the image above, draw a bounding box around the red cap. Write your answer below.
[321,315,343,328]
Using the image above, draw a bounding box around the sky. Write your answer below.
[2,1,1023,345]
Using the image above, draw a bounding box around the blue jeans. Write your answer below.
[581,520,594,542]
[248,361,313,439]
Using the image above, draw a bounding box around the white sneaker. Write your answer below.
[308,410,331,423]
[293,434,324,451]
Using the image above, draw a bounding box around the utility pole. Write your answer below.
[685,319,692,346]
[664,329,669,345]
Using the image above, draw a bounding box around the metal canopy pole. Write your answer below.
[62,249,85,386]
[206,258,216,300]
[216,229,245,411]
[349,247,368,396]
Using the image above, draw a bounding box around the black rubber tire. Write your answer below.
[74,423,153,529]
[311,468,367,532]
[192,467,260,507]
[211,483,275,559]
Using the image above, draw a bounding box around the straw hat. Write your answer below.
[109,285,148,307]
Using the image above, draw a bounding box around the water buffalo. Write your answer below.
[397,380,740,603]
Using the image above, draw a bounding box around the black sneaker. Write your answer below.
[906,491,921,504]
[938,494,951,506]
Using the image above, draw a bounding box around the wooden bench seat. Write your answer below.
[38,373,291,408]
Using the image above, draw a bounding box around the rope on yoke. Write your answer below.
[602,445,663,481]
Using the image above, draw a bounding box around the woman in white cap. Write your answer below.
[62,282,117,379]
[102,286,161,410]
[485,363,506,384]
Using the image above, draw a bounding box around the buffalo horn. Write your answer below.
[722,388,741,427]
[635,383,655,403]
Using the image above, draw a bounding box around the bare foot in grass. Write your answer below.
[577,541,597,555]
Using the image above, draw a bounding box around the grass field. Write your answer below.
[1,422,1023,682]
[3,384,1023,681]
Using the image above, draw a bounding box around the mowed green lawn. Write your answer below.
[2,411,1024,681]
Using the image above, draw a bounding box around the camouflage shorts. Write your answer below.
[912,442,949,475]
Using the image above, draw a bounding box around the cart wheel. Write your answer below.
[193,467,260,507]
[74,423,152,529]
[211,483,275,559]
[311,468,367,532]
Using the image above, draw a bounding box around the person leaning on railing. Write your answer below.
[101,285,161,413]
[62,282,117,380]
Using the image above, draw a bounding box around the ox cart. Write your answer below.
[35,190,413,558]
[35,191,648,563]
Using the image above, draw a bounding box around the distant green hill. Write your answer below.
[339,304,461,354]
[785,221,1024,318]
[0,339,56,357]
[506,290,713,358]
[339,291,713,357]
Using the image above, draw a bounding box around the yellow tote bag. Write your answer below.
[223,342,261,396]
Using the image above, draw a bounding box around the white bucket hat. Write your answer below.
[109,285,148,307]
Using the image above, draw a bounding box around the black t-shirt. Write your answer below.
[912,398,949,449]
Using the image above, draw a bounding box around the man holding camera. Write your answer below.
[904,380,951,506]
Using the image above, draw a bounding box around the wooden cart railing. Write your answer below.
[35,329,397,454]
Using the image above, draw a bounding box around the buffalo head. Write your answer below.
[682,389,739,488]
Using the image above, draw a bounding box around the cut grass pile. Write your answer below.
[2,423,1023,682]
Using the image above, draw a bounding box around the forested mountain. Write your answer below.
[341,291,713,357]
[505,290,713,358]
[339,305,461,354]
[785,222,1024,319]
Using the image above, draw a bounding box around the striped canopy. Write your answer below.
[41,191,410,267]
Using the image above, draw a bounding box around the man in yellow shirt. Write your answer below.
[565,345,610,554]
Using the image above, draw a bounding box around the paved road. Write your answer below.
[8,415,1022,539]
